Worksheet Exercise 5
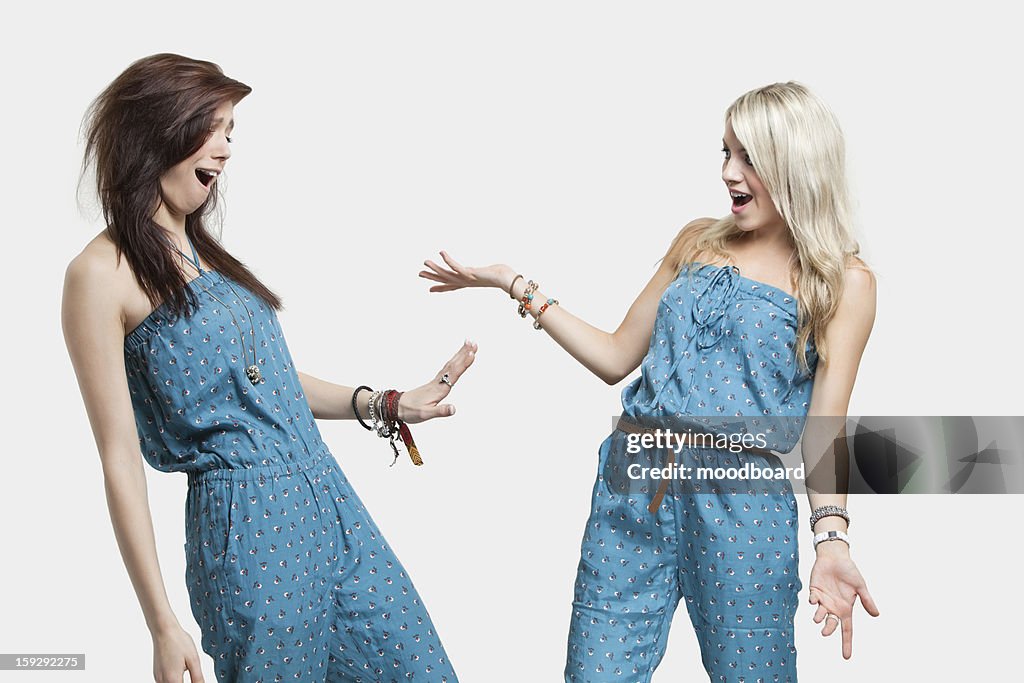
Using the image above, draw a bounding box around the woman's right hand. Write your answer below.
[420,251,516,295]
[152,624,205,682]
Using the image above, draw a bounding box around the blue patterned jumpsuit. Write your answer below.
[123,240,458,682]
[565,263,819,683]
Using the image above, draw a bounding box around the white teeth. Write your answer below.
[198,169,220,176]
[730,191,749,198]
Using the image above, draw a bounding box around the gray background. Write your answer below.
[2,1,1021,680]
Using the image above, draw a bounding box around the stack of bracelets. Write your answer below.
[509,274,559,330]
[809,504,851,550]
[351,385,423,467]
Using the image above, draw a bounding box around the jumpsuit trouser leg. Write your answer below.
[184,448,458,682]
[565,436,802,683]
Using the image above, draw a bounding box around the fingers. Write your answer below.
[820,610,852,658]
[811,600,828,624]
[186,656,206,683]
[810,588,856,659]
[423,259,454,277]
[436,339,478,388]
[418,340,477,419]
[858,585,881,617]
[439,250,466,274]
[821,612,841,638]
[419,269,447,283]
[424,403,457,419]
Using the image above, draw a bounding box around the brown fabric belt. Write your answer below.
[613,417,776,514]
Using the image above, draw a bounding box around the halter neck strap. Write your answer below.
[175,236,204,274]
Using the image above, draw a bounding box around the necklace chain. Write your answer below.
[177,238,264,385]
[196,278,265,385]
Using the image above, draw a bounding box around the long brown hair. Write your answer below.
[81,53,282,318]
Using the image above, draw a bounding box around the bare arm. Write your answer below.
[297,372,374,420]
[62,252,204,680]
[421,221,706,385]
[800,263,881,659]
[802,266,878,530]
[295,338,477,424]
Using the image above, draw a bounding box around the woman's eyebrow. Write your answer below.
[211,117,235,132]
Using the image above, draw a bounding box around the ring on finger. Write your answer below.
[825,613,840,625]
[439,372,453,388]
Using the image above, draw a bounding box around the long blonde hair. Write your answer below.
[667,81,870,372]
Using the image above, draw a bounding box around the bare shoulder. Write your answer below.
[833,256,877,327]
[67,232,112,280]
[64,231,136,327]
[663,217,718,269]
[680,216,717,239]
[842,256,877,302]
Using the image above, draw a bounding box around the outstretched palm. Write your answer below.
[398,340,478,424]
[419,251,513,293]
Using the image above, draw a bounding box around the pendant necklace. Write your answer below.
[176,237,265,386]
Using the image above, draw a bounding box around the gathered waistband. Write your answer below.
[186,446,334,487]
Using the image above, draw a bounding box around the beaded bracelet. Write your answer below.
[517,280,539,318]
[351,385,373,431]
[809,504,850,532]
[533,298,559,330]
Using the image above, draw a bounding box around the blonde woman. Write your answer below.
[422,82,879,681]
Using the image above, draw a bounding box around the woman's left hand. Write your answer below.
[808,543,880,659]
[397,340,478,424]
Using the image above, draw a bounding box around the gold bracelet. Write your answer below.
[508,274,524,299]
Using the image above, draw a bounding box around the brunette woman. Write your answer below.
[63,53,471,682]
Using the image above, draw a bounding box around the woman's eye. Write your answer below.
[721,147,731,159]
[744,155,753,166]
[226,136,233,144]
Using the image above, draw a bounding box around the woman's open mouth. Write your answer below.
[195,169,220,188]
[730,191,753,208]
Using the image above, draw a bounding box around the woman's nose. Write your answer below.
[721,158,742,183]
[212,135,231,161]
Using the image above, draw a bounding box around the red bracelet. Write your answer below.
[398,422,423,466]
[384,390,423,466]
[384,390,401,424]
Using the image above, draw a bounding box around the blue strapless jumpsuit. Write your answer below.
[565,263,819,683]
[123,241,458,682]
